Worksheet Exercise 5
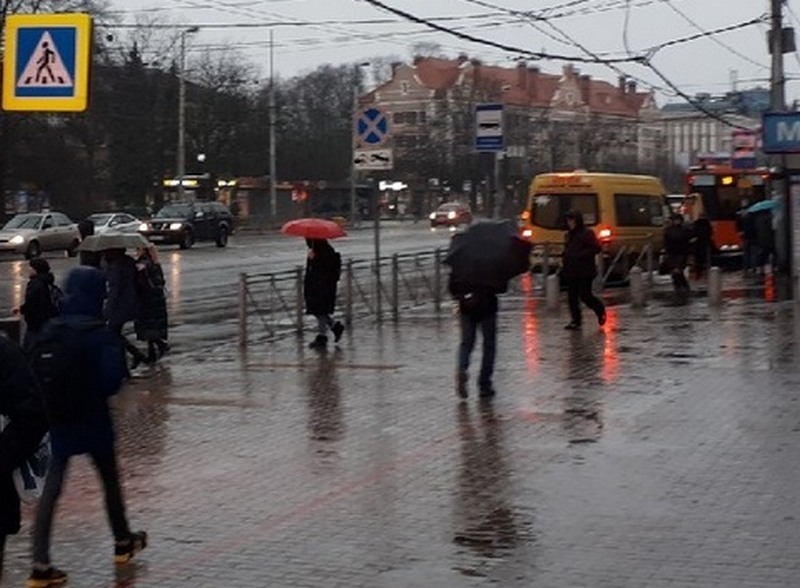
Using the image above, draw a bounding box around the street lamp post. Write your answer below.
[177,26,199,201]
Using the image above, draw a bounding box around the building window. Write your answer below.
[400,81,410,95]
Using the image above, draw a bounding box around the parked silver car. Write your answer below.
[0,212,81,259]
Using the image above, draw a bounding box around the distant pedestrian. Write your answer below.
[751,209,775,273]
[0,336,48,582]
[304,239,344,350]
[450,274,501,399]
[78,218,101,267]
[561,210,606,330]
[104,248,148,370]
[736,200,755,274]
[134,245,168,363]
[664,212,692,296]
[20,258,61,350]
[27,266,147,587]
[691,213,714,280]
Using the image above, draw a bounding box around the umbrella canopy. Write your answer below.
[444,219,532,291]
[78,232,150,252]
[746,199,777,214]
[281,218,347,240]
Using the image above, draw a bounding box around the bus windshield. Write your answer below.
[531,193,598,229]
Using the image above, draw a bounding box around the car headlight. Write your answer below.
[138,223,149,231]
[9,235,24,245]
[169,223,183,231]
[429,213,436,220]
[447,211,457,219]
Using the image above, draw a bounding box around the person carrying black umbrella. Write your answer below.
[445,220,531,400]
[561,210,606,330]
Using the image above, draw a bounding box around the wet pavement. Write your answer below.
[3,284,800,587]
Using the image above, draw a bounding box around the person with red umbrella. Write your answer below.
[281,218,347,350]
[304,239,344,349]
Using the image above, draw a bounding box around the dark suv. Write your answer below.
[139,201,233,249]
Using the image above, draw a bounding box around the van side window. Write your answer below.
[532,193,598,229]
[614,194,663,227]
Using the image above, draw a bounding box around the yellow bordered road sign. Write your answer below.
[2,13,93,112]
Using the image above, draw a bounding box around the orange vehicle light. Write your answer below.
[521,228,533,238]
[598,228,612,241]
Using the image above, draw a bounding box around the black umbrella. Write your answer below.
[444,219,532,291]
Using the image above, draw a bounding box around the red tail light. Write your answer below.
[598,227,612,243]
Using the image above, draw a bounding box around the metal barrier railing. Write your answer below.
[238,249,446,348]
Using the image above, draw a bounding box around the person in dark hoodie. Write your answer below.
[20,258,60,349]
[0,336,48,582]
[304,239,344,349]
[27,266,147,587]
[561,210,606,330]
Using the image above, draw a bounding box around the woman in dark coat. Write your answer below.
[104,248,148,369]
[561,210,606,330]
[0,335,48,579]
[134,245,168,362]
[20,258,59,349]
[691,213,714,280]
[304,239,344,349]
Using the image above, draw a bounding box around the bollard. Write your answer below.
[646,242,655,284]
[545,274,560,311]
[708,266,722,306]
[629,267,645,307]
[542,243,550,288]
[238,273,247,349]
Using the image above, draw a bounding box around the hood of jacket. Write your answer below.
[60,266,107,318]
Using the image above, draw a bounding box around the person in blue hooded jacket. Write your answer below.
[27,266,147,588]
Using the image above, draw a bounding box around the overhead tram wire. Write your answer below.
[662,0,767,70]
[358,0,646,64]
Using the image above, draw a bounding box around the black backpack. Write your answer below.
[28,320,104,424]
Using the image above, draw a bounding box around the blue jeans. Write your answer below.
[458,312,497,390]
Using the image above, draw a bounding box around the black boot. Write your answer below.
[332,321,345,343]
[309,335,328,349]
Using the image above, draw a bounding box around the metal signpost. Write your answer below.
[2,13,93,112]
[475,104,505,217]
[353,106,392,321]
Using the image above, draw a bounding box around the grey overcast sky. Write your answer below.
[105,0,794,106]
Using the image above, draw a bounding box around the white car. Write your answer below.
[87,212,142,234]
[0,212,81,259]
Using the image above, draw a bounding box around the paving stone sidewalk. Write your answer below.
[2,290,800,588]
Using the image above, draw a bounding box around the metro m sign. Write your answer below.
[762,112,800,153]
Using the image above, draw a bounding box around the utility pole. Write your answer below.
[770,0,785,113]
[350,62,370,228]
[269,30,277,222]
[769,0,790,284]
[177,26,199,201]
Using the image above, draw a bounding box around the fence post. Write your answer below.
[434,248,442,314]
[238,272,248,349]
[545,274,559,311]
[391,254,400,322]
[708,266,722,306]
[630,266,646,307]
[295,266,304,334]
[345,259,354,326]
[646,240,655,284]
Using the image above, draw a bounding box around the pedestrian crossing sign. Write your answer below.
[2,13,93,112]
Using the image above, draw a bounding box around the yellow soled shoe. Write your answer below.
[26,566,68,588]
[114,531,148,565]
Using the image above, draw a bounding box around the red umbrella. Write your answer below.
[281,218,347,240]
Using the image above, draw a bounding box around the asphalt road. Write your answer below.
[0,221,458,343]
